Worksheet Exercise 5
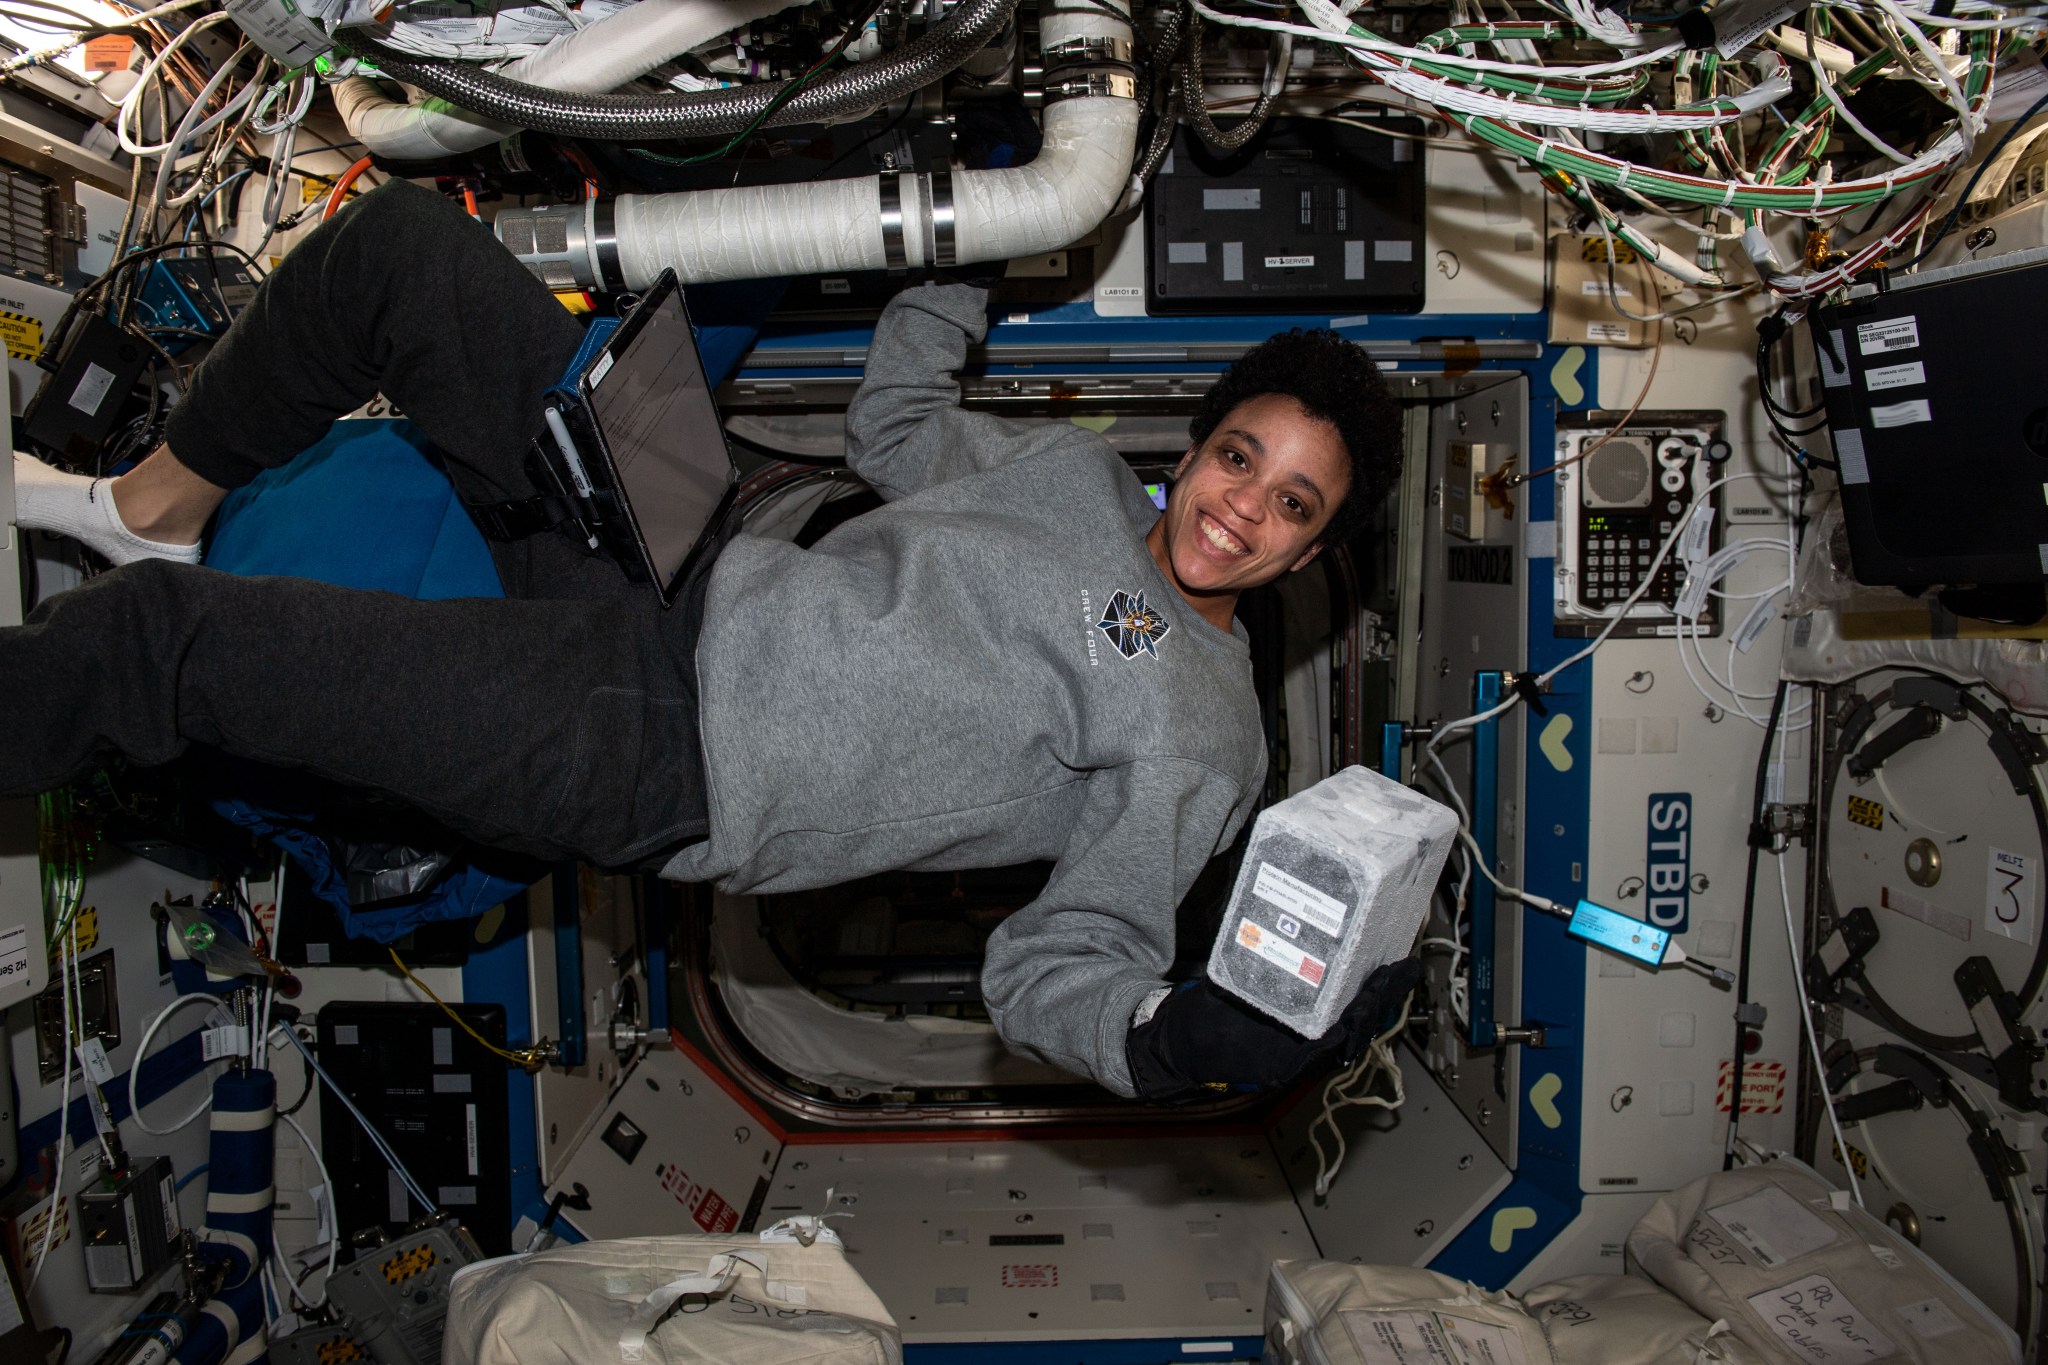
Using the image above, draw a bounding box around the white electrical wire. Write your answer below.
[1805,19,1917,166]
[1775,809,1864,1208]
[1425,470,1809,762]
[277,1024,439,1215]
[116,11,241,156]
[146,44,263,215]
[129,992,225,1136]
[1192,0,1683,79]
[1307,995,1412,1197]
[275,1108,339,1311]
[70,929,118,1170]
[249,68,317,138]
[30,920,77,1290]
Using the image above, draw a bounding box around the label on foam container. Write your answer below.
[1235,920,1327,989]
[1252,862,1348,936]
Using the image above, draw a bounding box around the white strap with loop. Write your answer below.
[618,1251,770,1361]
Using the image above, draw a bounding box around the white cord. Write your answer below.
[1775,804,1863,1207]
[30,920,77,1289]
[276,1024,439,1215]
[117,12,240,156]
[129,992,225,1136]
[70,930,118,1170]
[276,1108,339,1310]
[1308,996,1413,1198]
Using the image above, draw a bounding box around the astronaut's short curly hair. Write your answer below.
[1188,328,1402,551]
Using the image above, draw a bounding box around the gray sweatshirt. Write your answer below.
[662,283,1267,1095]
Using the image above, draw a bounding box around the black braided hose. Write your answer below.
[337,0,1021,141]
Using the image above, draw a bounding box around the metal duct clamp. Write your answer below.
[496,197,622,293]
[1042,33,1136,66]
[1039,63,1138,105]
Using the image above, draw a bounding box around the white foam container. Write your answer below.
[1206,765,1457,1038]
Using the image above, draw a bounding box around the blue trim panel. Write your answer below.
[1379,721,1405,781]
[551,865,586,1069]
[642,875,671,1033]
[1427,343,1598,1287]
[904,1338,1264,1364]
[18,1030,208,1157]
[744,304,1549,362]
[463,889,542,1247]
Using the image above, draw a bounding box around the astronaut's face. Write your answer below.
[1147,393,1350,629]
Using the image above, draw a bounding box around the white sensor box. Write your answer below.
[1207,765,1457,1038]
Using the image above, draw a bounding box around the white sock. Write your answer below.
[12,451,202,566]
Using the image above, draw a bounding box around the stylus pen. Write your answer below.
[542,405,602,550]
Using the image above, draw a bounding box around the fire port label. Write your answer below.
[1646,793,1693,932]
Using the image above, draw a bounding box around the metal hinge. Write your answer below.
[53,198,84,244]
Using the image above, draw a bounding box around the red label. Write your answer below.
[1301,958,1325,985]
[695,1189,737,1234]
[1715,1059,1786,1114]
[660,1165,737,1232]
[1001,1265,1059,1289]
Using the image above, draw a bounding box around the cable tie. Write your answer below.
[1614,162,1633,189]
[1721,179,1739,208]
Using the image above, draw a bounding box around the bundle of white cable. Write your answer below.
[334,0,803,160]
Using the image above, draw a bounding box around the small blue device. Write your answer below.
[1568,898,1673,967]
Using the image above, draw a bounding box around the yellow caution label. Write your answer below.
[1579,235,1639,265]
[1846,795,1884,830]
[0,308,42,361]
[382,1243,438,1284]
[315,1338,367,1365]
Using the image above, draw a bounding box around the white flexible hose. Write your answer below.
[611,96,1139,284]
[603,0,1136,286]
[335,0,803,160]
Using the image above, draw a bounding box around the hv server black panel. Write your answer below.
[1811,252,2048,586]
[1146,117,1426,315]
[316,1002,512,1255]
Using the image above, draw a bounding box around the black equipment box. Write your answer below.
[21,313,147,462]
[79,1155,181,1293]
[1811,250,2048,587]
[316,1003,512,1256]
[1146,116,1426,315]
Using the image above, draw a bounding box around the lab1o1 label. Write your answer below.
[1645,793,1692,932]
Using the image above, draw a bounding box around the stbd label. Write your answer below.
[1646,792,1692,931]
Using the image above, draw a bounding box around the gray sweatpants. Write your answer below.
[1,181,711,868]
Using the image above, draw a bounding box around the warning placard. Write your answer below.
[1001,1264,1059,1289]
[1716,1059,1786,1114]
[0,309,42,361]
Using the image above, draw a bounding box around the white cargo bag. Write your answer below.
[442,1224,901,1365]
[1262,1261,1554,1365]
[1522,1273,1768,1364]
[1628,1160,2019,1365]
